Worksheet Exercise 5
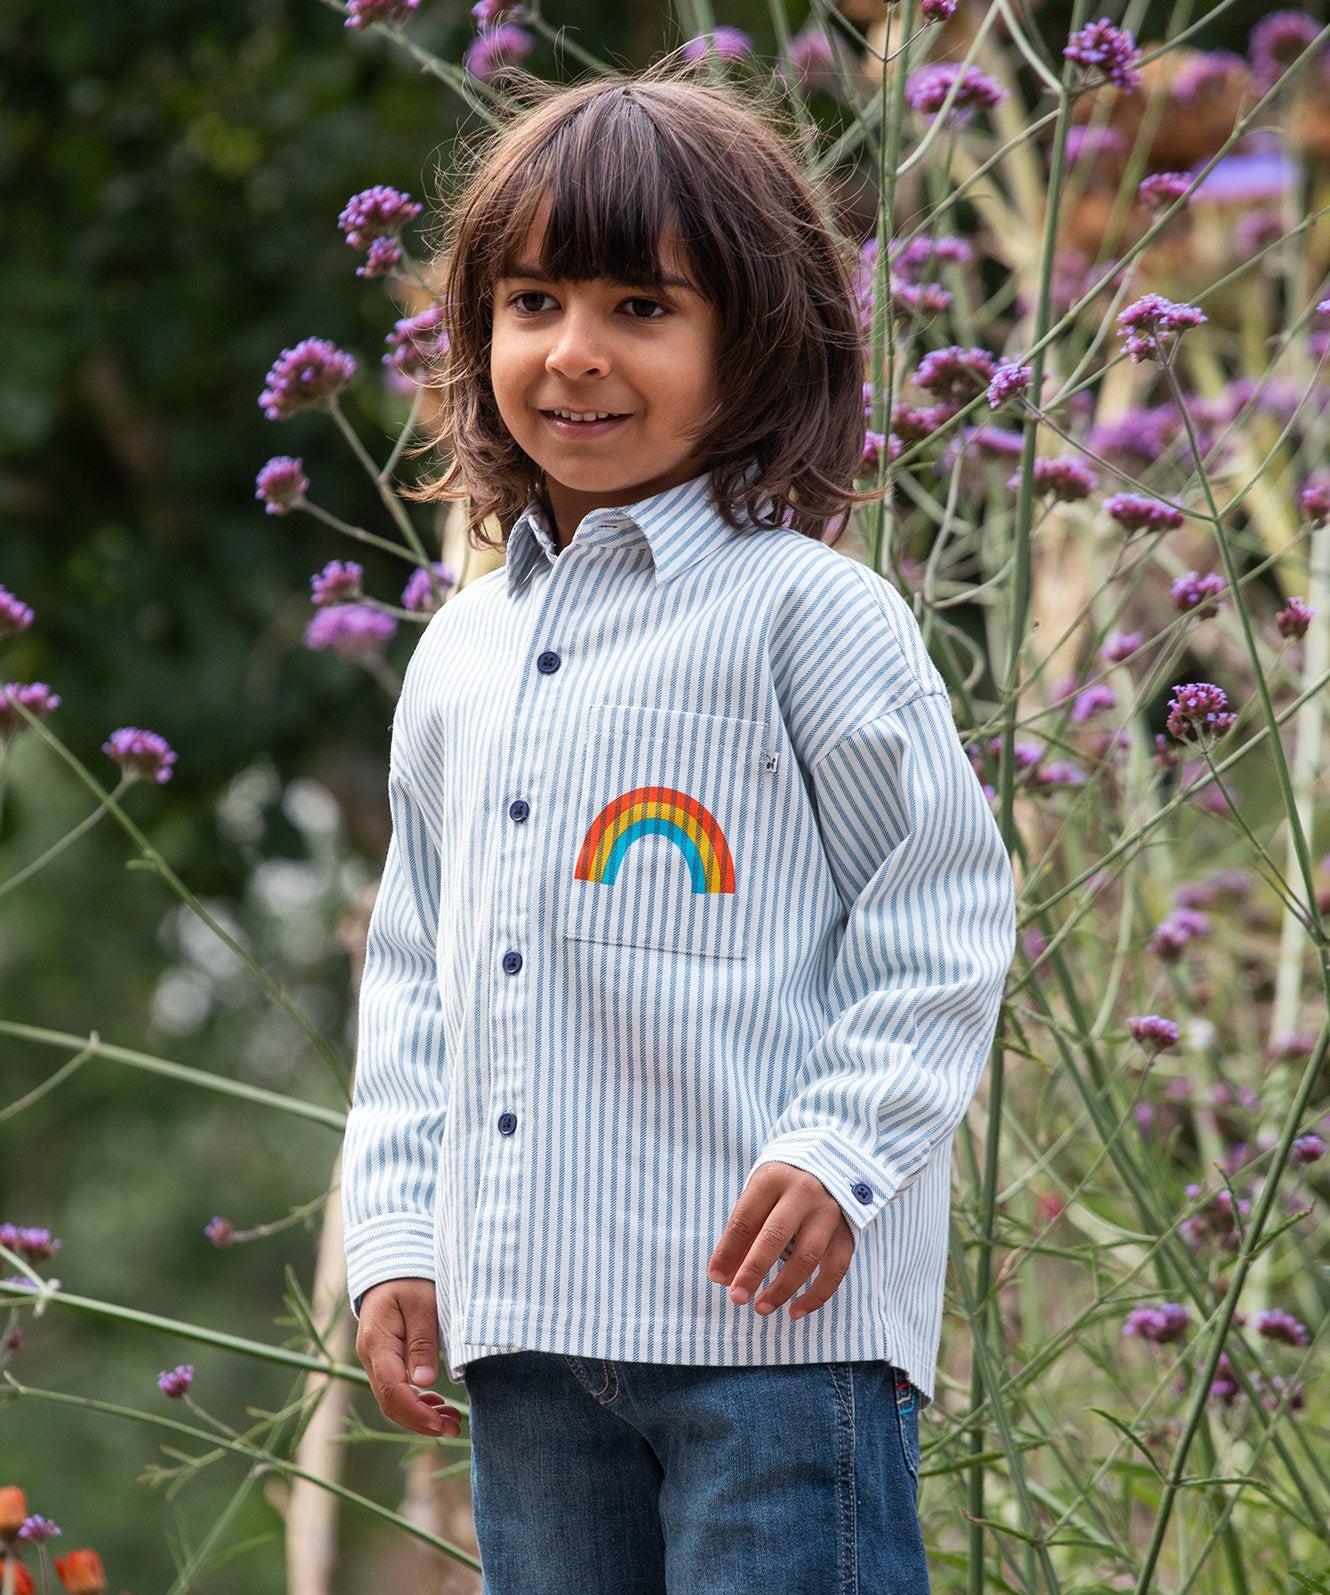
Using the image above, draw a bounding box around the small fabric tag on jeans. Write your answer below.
[893,1367,917,1414]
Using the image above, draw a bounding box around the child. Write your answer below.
[343,63,1015,1594]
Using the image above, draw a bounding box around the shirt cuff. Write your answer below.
[747,1131,897,1231]
[344,1212,437,1316]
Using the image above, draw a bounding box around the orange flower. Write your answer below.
[0,1488,27,1537]
[1,1557,36,1595]
[55,1550,107,1593]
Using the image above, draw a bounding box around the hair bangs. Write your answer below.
[497,94,683,290]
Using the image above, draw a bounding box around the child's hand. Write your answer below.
[356,1277,463,1438]
[707,1165,855,1321]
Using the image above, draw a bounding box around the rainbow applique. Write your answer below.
[574,786,736,894]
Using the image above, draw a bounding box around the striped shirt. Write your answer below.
[341,472,1015,1402]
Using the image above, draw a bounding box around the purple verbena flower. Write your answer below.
[1030,759,1086,789]
[1250,10,1324,92]
[1064,125,1128,166]
[255,456,310,516]
[681,26,752,64]
[402,562,458,615]
[1139,172,1192,210]
[1171,570,1226,615]
[891,401,958,442]
[1104,493,1186,533]
[205,1216,235,1247]
[344,0,418,27]
[1065,18,1143,91]
[914,345,999,400]
[905,64,1008,119]
[891,236,972,280]
[0,584,33,639]
[1117,293,1207,363]
[1071,683,1116,722]
[1088,405,1181,472]
[1166,682,1235,742]
[1276,596,1313,639]
[0,1224,61,1262]
[338,185,422,252]
[1255,1309,1311,1346]
[1102,630,1143,662]
[921,0,958,20]
[1148,906,1212,961]
[259,338,356,421]
[1209,1351,1241,1407]
[358,236,403,279]
[1292,1132,1325,1164]
[1122,1302,1190,1343]
[1171,51,1248,103]
[304,604,397,660]
[782,27,838,90]
[471,0,507,19]
[1299,475,1330,526]
[1020,455,1099,501]
[463,21,535,77]
[860,430,889,472]
[103,727,178,785]
[17,1516,60,1542]
[0,682,61,739]
[158,1364,194,1399]
[987,364,1032,409]
[891,281,953,318]
[310,560,364,607]
[1128,1014,1180,1052]
[384,304,449,384]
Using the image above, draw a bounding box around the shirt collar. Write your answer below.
[505,473,749,598]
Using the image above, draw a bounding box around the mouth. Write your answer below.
[539,408,631,438]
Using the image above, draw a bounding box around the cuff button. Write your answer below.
[851,1181,874,1205]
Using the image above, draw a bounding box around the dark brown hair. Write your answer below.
[404,62,871,545]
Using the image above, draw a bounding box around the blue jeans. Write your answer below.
[463,1351,930,1595]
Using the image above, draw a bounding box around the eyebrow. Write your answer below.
[501,259,698,293]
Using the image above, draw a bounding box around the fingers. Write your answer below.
[707,1166,856,1320]
[356,1279,463,1439]
[785,1228,855,1320]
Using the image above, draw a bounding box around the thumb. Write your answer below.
[401,1291,440,1386]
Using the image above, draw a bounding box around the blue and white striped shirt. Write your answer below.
[341,473,1015,1401]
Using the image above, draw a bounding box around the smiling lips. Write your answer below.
[540,407,631,437]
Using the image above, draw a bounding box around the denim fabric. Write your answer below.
[463,1350,930,1595]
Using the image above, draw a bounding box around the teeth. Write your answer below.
[551,409,617,421]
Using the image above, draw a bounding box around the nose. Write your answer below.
[545,300,609,379]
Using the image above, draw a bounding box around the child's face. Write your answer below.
[490,216,721,541]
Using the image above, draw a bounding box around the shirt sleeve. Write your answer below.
[747,689,1016,1231]
[341,753,448,1311]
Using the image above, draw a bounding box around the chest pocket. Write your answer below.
[563,705,767,959]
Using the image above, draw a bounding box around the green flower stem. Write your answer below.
[1132,1020,1330,1594]
[0,1281,373,1386]
[312,0,502,126]
[976,5,1087,1583]
[300,500,422,562]
[0,1020,345,1130]
[0,775,130,899]
[381,380,427,479]
[1026,663,1330,919]
[328,400,436,572]
[2,1377,483,1571]
[0,697,351,1097]
[1161,358,1326,945]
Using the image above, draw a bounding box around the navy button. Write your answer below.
[498,1111,517,1135]
[536,650,561,674]
[502,950,523,975]
[509,799,530,822]
[852,1181,874,1205]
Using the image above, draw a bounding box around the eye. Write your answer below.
[508,290,557,314]
[620,296,668,320]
